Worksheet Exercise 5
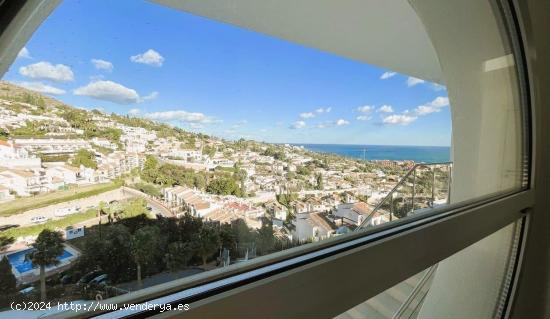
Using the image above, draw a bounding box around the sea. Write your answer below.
[295,144,451,163]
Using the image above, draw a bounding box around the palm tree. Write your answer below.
[26,229,64,301]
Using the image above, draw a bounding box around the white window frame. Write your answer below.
[0,1,533,318]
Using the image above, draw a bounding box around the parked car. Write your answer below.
[30,216,48,224]
[54,206,81,217]
[77,270,104,287]
[19,286,35,295]
[87,274,110,288]
[60,273,75,285]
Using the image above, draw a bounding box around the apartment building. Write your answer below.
[164,185,212,217]
[14,138,91,155]
[0,168,42,196]
[0,139,41,169]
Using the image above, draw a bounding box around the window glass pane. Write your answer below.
[0,0,526,316]
[335,220,522,319]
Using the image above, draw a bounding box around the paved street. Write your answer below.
[0,188,132,228]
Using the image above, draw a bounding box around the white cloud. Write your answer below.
[380,71,396,80]
[413,96,450,116]
[128,108,141,115]
[382,114,418,125]
[73,80,139,104]
[428,96,449,108]
[356,115,372,121]
[130,49,164,67]
[357,105,375,113]
[290,120,306,129]
[315,107,331,113]
[144,110,218,124]
[19,61,74,82]
[299,112,315,119]
[378,105,394,113]
[415,105,440,115]
[138,91,159,103]
[17,47,31,59]
[316,119,351,128]
[335,119,350,126]
[91,59,113,72]
[407,77,426,87]
[432,83,447,91]
[16,81,65,95]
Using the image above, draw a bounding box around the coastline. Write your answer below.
[293,143,451,163]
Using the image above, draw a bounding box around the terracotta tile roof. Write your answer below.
[309,213,336,232]
[352,201,372,215]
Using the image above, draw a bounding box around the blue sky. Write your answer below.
[2,0,451,146]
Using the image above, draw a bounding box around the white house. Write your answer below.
[293,212,336,241]
[0,140,41,169]
[0,169,42,196]
[0,185,14,202]
[333,202,373,226]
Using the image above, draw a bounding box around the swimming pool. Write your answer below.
[6,248,74,274]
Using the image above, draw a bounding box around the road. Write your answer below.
[297,186,371,196]
[0,188,133,228]
[0,187,173,229]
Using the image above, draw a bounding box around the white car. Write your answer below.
[30,216,48,224]
[54,206,81,217]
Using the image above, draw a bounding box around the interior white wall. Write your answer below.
[410,0,524,318]
[410,0,523,203]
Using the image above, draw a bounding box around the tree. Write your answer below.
[79,224,133,282]
[130,226,163,287]
[315,173,324,190]
[72,148,97,169]
[193,174,207,190]
[0,236,16,296]
[296,165,311,176]
[164,241,195,273]
[0,128,8,141]
[231,219,255,246]
[143,155,159,171]
[0,235,14,252]
[276,192,298,208]
[284,209,296,231]
[202,145,216,158]
[219,223,237,253]
[195,224,220,266]
[177,213,203,243]
[255,218,276,255]
[206,177,243,197]
[0,257,16,295]
[141,155,159,183]
[26,229,64,301]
